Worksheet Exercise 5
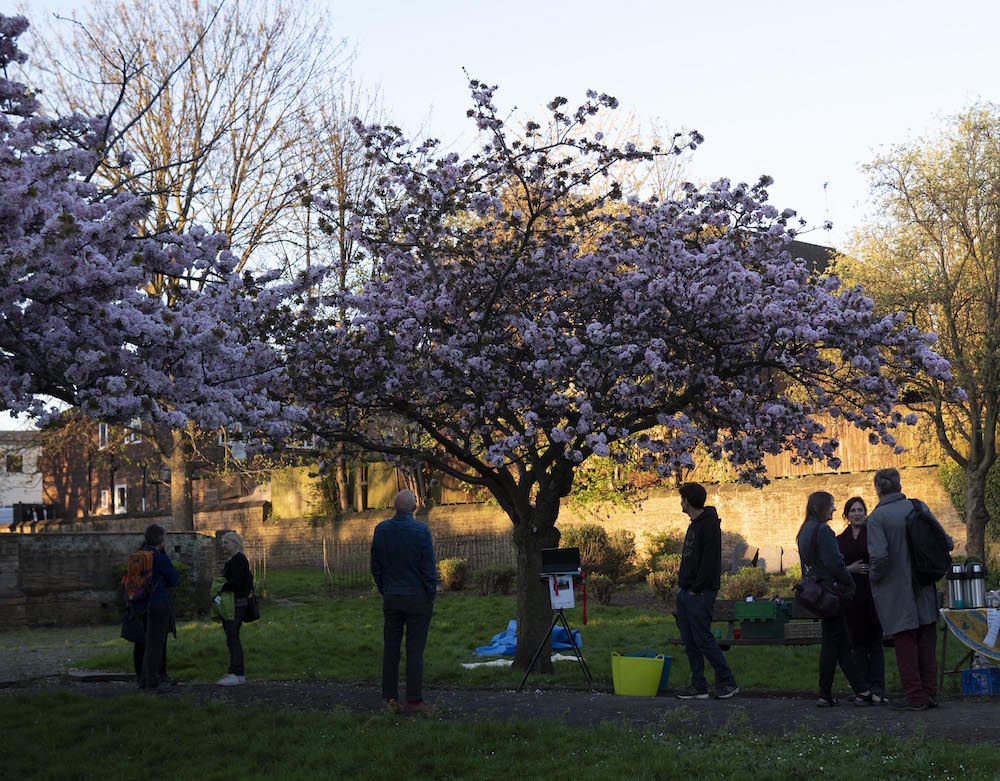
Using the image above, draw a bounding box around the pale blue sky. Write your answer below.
[8,0,1000,428]
[21,0,1000,246]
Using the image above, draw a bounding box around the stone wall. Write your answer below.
[0,532,218,630]
[332,466,965,573]
[1,466,968,629]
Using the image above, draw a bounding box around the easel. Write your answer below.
[516,547,594,692]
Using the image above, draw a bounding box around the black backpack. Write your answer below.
[905,499,951,585]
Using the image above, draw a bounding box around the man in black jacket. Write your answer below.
[674,482,739,699]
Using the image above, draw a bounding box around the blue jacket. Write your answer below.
[146,546,179,608]
[796,518,855,601]
[370,513,436,602]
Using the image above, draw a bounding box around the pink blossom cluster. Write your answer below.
[294,78,954,492]
[0,16,291,441]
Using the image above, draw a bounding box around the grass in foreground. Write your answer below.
[72,569,973,696]
[0,692,995,781]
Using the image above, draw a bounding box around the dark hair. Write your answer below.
[805,491,835,522]
[678,482,707,510]
[144,523,165,548]
[873,468,901,496]
[842,496,867,519]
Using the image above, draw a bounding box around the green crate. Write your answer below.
[738,617,789,639]
[733,600,792,621]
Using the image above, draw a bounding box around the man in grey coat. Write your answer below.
[867,468,953,711]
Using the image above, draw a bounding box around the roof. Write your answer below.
[787,240,837,274]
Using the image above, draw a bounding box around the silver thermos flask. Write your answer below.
[965,560,987,609]
[947,562,966,608]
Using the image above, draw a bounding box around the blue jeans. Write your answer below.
[382,593,434,702]
[676,589,736,692]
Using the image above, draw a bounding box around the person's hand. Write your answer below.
[847,561,868,575]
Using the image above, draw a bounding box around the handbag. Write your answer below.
[243,591,260,623]
[794,524,847,617]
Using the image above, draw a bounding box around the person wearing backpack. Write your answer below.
[867,468,954,711]
[137,524,179,692]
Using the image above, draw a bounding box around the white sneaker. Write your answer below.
[237,675,246,683]
[216,673,243,686]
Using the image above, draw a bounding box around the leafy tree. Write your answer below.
[836,103,1000,559]
[292,80,950,670]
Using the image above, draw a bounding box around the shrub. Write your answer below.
[644,530,685,572]
[588,573,614,605]
[646,552,682,607]
[560,523,610,574]
[472,564,516,596]
[437,558,468,591]
[605,529,637,578]
[718,565,769,600]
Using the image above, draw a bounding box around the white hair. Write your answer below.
[394,489,417,514]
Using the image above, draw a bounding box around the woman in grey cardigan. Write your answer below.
[796,491,873,707]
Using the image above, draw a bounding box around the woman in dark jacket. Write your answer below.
[139,524,179,692]
[836,497,887,704]
[796,492,872,707]
[217,531,252,686]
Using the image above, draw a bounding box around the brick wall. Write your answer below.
[0,532,218,630]
[2,467,967,629]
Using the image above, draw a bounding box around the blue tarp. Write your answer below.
[474,619,582,656]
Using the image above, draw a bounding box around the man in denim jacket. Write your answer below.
[371,489,437,713]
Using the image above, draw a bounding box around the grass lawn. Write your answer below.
[0,691,994,781]
[72,569,974,696]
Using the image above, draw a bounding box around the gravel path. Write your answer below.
[0,625,117,684]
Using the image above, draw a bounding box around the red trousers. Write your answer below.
[892,622,937,705]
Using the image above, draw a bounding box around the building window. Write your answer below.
[219,422,244,446]
[125,418,142,445]
[5,454,22,473]
[289,434,317,450]
[98,423,109,450]
[114,484,127,515]
[100,489,110,510]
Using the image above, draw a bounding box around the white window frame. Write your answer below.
[114,483,127,514]
[125,418,142,444]
[99,489,110,510]
[98,423,109,450]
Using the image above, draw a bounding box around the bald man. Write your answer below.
[370,489,437,713]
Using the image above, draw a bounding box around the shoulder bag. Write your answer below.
[794,524,847,617]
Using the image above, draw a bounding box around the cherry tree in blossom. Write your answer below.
[291,79,953,670]
[0,15,292,528]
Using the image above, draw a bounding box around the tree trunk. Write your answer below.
[965,466,990,560]
[511,514,561,673]
[168,429,195,532]
[335,449,349,514]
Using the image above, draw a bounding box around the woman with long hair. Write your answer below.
[796,492,872,707]
[836,496,887,704]
[216,531,252,686]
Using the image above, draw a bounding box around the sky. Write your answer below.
[20,0,1000,246]
[9,0,1000,427]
